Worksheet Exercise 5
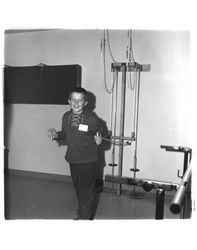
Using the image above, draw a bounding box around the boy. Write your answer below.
[48,87,102,220]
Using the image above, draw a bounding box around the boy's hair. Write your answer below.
[69,86,88,100]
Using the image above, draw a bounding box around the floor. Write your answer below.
[4,174,190,220]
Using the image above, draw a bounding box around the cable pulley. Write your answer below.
[100,29,151,195]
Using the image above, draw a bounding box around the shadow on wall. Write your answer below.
[87,91,111,189]
[86,92,110,219]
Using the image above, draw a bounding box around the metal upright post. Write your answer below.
[111,70,119,176]
[155,188,165,219]
[117,64,127,195]
[180,149,192,219]
[130,69,141,197]
[160,145,192,219]
[133,70,141,176]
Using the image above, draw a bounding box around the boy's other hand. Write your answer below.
[47,128,57,141]
[94,132,102,145]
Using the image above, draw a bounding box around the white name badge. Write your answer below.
[78,124,88,132]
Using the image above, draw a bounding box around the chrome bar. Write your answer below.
[170,163,192,214]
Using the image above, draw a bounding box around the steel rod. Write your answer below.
[133,70,141,175]
[105,174,178,191]
[183,151,189,175]
[155,189,165,219]
[111,71,118,176]
[170,163,192,214]
[110,135,132,140]
[117,65,127,195]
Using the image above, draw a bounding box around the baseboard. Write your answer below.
[4,169,112,190]
[4,168,72,182]
[4,169,162,197]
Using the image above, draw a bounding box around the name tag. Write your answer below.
[78,124,88,132]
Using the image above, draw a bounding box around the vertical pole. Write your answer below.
[110,73,115,175]
[117,64,127,195]
[183,151,189,176]
[180,150,191,219]
[133,70,141,176]
[155,188,165,219]
[112,70,118,176]
[130,69,141,196]
[180,197,186,219]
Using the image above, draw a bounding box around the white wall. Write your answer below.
[4,29,191,183]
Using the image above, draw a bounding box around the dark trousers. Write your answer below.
[69,162,97,219]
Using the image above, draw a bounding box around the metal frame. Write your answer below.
[105,174,178,219]
[170,163,192,215]
[105,145,192,219]
[111,62,151,195]
[161,145,192,218]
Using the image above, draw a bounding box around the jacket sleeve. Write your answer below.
[94,114,108,137]
[56,130,66,140]
[56,114,67,140]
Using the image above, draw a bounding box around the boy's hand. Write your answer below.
[47,128,58,141]
[94,132,102,145]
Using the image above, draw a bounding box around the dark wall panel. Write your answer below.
[4,64,81,104]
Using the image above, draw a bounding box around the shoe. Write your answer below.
[73,217,79,220]
[89,215,94,220]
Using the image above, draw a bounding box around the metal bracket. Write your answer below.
[160,145,192,177]
[161,145,192,219]
[111,62,151,72]
[177,169,183,179]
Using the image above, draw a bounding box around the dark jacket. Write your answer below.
[57,109,103,164]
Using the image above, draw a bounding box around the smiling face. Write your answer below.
[68,92,88,114]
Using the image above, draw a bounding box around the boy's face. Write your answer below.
[68,92,88,114]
